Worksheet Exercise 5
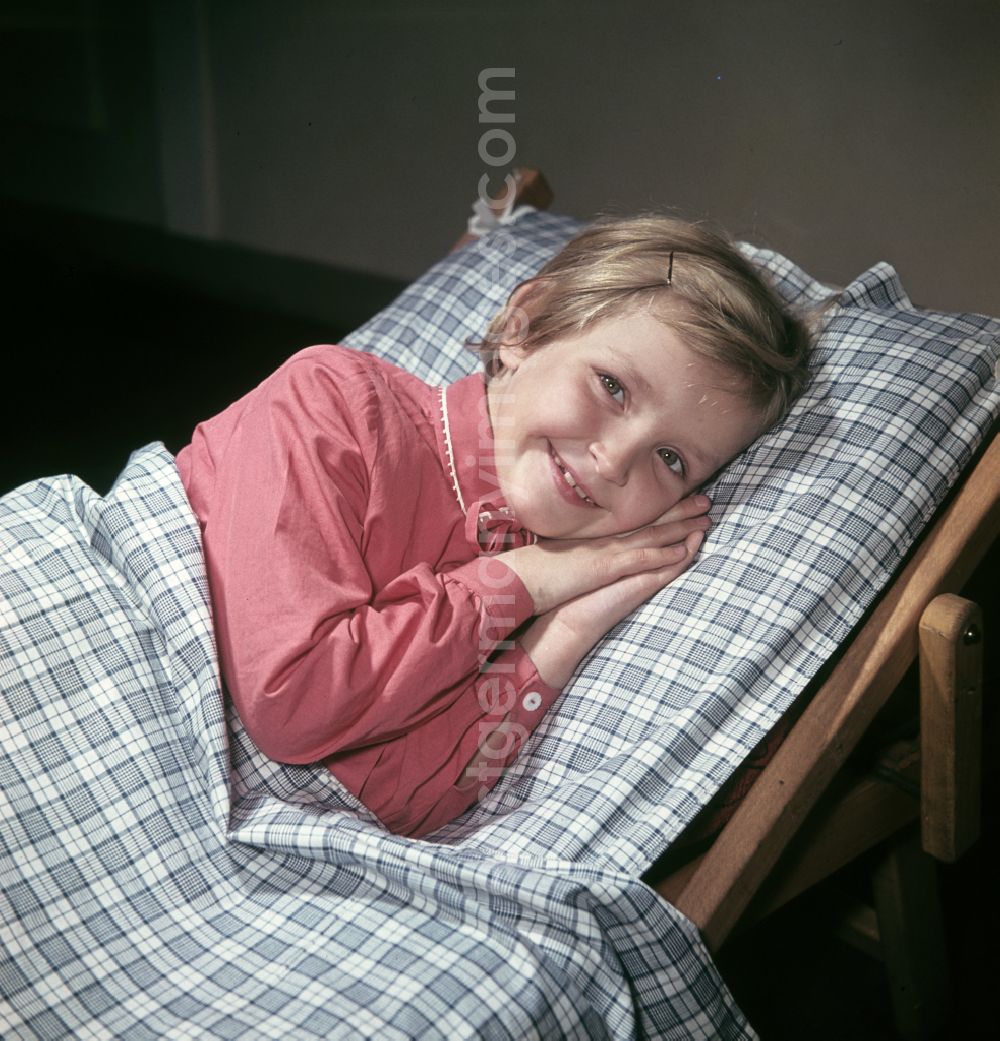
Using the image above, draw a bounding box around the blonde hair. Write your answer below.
[477,215,816,430]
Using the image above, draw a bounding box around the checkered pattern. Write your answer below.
[344,211,999,868]
[1,208,996,1039]
[0,447,748,1039]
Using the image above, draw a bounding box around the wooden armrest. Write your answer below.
[919,593,983,862]
[657,742,921,926]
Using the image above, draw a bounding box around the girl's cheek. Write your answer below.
[643,485,678,527]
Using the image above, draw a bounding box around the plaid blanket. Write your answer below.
[2,209,997,1038]
[0,446,749,1039]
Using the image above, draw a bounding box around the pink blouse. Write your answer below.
[175,345,560,837]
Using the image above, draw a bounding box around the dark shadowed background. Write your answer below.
[2,0,998,496]
[2,4,997,1036]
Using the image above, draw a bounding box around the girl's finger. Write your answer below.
[631,513,711,548]
[653,493,712,525]
[685,529,705,555]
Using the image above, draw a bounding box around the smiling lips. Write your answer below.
[549,445,600,508]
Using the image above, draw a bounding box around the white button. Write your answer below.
[522,691,542,711]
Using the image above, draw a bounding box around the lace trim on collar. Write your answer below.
[438,386,466,514]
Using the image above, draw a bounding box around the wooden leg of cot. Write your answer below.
[868,592,983,1040]
[871,829,951,1041]
[840,593,982,1039]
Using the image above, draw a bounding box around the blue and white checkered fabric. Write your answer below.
[0,445,748,1039]
[2,207,997,1039]
[345,211,999,866]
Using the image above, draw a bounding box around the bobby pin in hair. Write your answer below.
[666,251,674,286]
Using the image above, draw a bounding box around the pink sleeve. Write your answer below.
[338,643,562,838]
[197,352,536,765]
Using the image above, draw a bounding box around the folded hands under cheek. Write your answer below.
[496,494,712,688]
[501,492,711,615]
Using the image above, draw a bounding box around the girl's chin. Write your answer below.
[522,513,608,541]
[505,481,614,539]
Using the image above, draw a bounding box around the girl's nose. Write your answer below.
[590,440,632,486]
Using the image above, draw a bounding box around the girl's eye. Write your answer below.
[658,447,685,476]
[599,373,625,403]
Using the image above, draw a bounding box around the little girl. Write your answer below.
[175,215,812,838]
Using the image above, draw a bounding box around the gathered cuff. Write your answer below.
[443,556,536,649]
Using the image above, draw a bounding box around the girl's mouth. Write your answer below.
[549,445,600,508]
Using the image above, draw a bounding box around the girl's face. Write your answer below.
[487,305,764,540]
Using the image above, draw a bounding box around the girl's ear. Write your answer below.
[508,279,538,311]
[495,280,539,372]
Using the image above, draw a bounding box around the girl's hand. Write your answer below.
[500,494,712,617]
[518,527,706,689]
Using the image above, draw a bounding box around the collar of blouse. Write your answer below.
[437,373,537,555]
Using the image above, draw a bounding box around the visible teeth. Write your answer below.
[553,449,595,505]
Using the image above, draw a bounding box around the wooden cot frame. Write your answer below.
[661,433,995,1038]
[464,168,998,1039]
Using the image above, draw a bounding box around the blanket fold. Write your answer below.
[0,445,751,1040]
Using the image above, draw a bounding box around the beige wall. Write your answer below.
[3,0,998,314]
